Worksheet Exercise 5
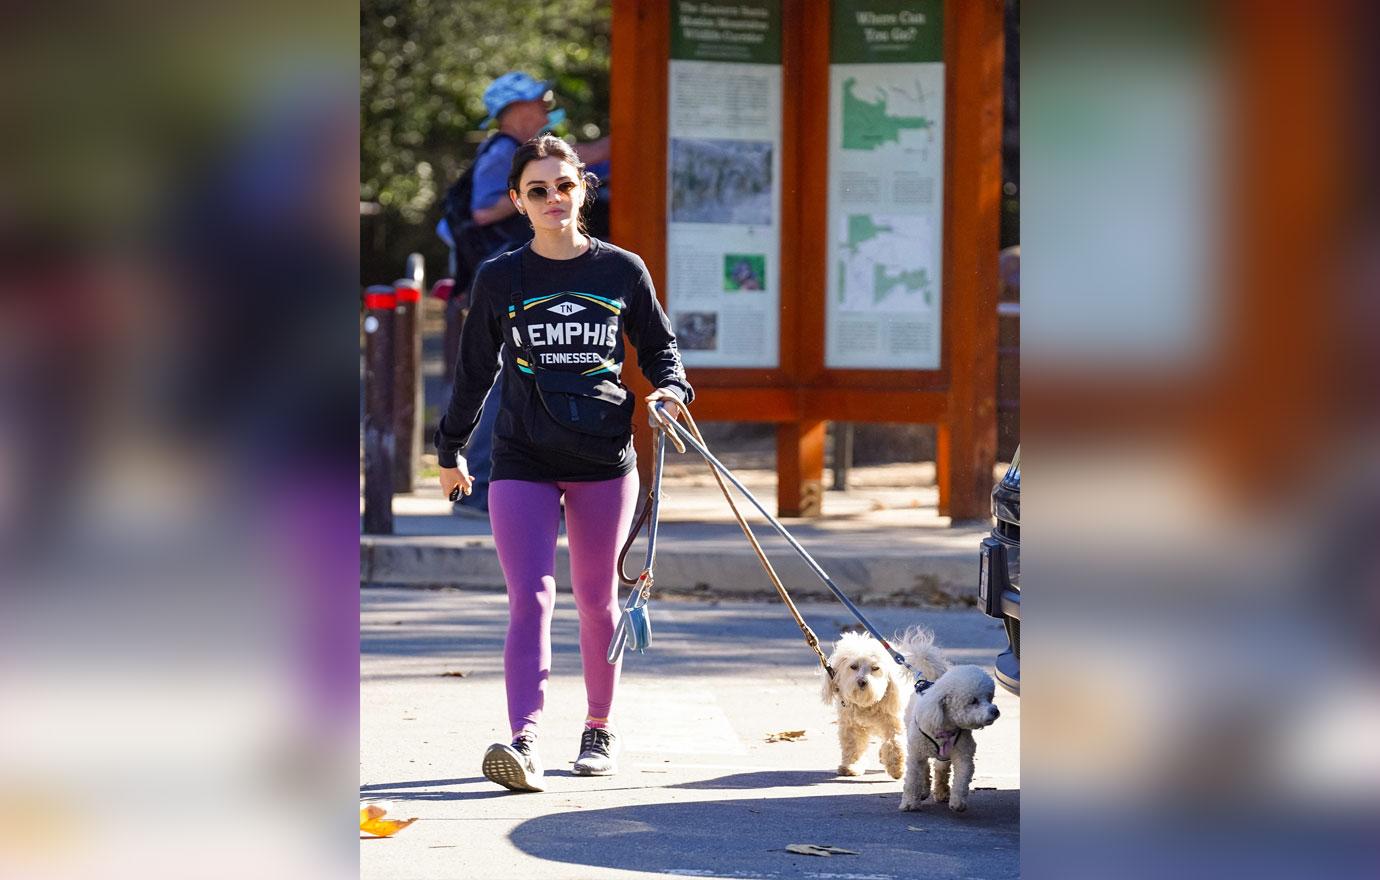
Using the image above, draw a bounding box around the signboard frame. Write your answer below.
[611,0,1001,518]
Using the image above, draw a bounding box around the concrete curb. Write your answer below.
[360,537,980,605]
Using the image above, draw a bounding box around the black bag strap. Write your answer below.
[507,244,540,376]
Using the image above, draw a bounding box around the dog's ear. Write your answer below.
[877,667,903,718]
[820,667,839,705]
[914,682,948,735]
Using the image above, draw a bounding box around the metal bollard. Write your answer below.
[392,275,422,494]
[362,284,396,534]
[831,422,854,491]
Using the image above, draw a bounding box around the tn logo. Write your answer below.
[547,302,586,316]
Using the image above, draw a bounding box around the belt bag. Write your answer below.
[510,247,633,465]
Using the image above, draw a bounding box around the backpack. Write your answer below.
[438,133,531,293]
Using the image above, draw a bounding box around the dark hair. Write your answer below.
[507,134,600,233]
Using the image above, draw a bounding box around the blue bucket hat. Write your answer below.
[480,72,551,127]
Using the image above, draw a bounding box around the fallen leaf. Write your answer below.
[786,844,858,857]
[360,804,386,822]
[360,802,417,837]
[906,825,926,832]
[765,730,807,743]
[438,671,467,678]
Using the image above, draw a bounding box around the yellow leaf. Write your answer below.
[360,802,417,837]
[361,816,417,837]
[360,804,386,822]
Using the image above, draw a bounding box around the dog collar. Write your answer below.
[921,727,960,760]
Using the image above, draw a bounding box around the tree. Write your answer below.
[361,0,611,281]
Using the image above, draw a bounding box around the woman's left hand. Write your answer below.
[645,387,682,429]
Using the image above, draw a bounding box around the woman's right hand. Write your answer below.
[440,459,473,501]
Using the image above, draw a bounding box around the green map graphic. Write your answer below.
[841,78,932,151]
[846,214,893,251]
[837,213,935,309]
[873,265,931,305]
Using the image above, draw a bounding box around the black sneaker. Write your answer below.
[572,727,619,776]
[481,733,544,792]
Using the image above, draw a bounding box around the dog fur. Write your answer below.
[820,631,908,779]
[895,627,1001,812]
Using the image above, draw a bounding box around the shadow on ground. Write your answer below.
[506,788,1019,879]
[361,589,1007,682]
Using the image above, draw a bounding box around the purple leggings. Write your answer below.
[488,473,640,737]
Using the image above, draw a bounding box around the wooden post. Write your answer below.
[937,0,1003,520]
[778,419,826,517]
[362,285,396,534]
[392,275,422,494]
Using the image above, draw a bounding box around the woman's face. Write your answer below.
[513,157,585,234]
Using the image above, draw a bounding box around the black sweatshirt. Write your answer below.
[435,238,694,482]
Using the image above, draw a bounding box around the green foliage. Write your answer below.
[361,0,610,274]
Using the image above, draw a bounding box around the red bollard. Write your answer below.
[362,284,396,535]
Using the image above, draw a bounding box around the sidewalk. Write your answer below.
[361,461,993,605]
[360,588,1020,880]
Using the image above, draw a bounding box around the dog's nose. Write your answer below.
[990,707,1001,721]
[855,680,867,690]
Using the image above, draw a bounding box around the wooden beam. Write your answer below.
[613,0,671,489]
[777,419,826,517]
[936,0,1002,519]
[803,389,947,423]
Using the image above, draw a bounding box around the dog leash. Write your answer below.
[614,405,833,677]
[607,427,668,663]
[649,402,930,691]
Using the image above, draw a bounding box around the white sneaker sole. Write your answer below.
[482,744,544,792]
[571,763,617,777]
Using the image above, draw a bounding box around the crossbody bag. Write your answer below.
[507,246,634,465]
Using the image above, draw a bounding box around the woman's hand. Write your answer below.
[440,458,473,501]
[645,387,682,430]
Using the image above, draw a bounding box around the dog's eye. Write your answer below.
[849,663,858,670]
[971,698,979,705]
[870,665,880,672]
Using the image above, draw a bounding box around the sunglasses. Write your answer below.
[522,180,580,202]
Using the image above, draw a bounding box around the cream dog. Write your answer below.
[896,627,1001,812]
[820,631,908,779]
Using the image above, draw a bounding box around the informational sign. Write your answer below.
[666,0,782,368]
[826,0,945,370]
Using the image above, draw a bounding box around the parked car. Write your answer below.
[978,446,1020,695]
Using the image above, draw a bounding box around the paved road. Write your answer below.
[361,587,1020,880]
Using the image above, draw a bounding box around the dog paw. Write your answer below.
[948,799,968,813]
[886,764,904,780]
[837,764,861,777]
[933,784,950,801]
[899,797,923,812]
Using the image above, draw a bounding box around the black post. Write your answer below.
[362,284,396,534]
[831,422,854,491]
[392,272,422,494]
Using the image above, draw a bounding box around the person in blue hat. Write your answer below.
[448,72,610,517]
[471,72,609,229]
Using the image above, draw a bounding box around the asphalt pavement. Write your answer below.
[360,587,1020,880]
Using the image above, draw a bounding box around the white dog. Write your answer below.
[896,627,1001,813]
[820,631,908,779]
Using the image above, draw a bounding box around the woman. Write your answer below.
[436,134,692,792]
